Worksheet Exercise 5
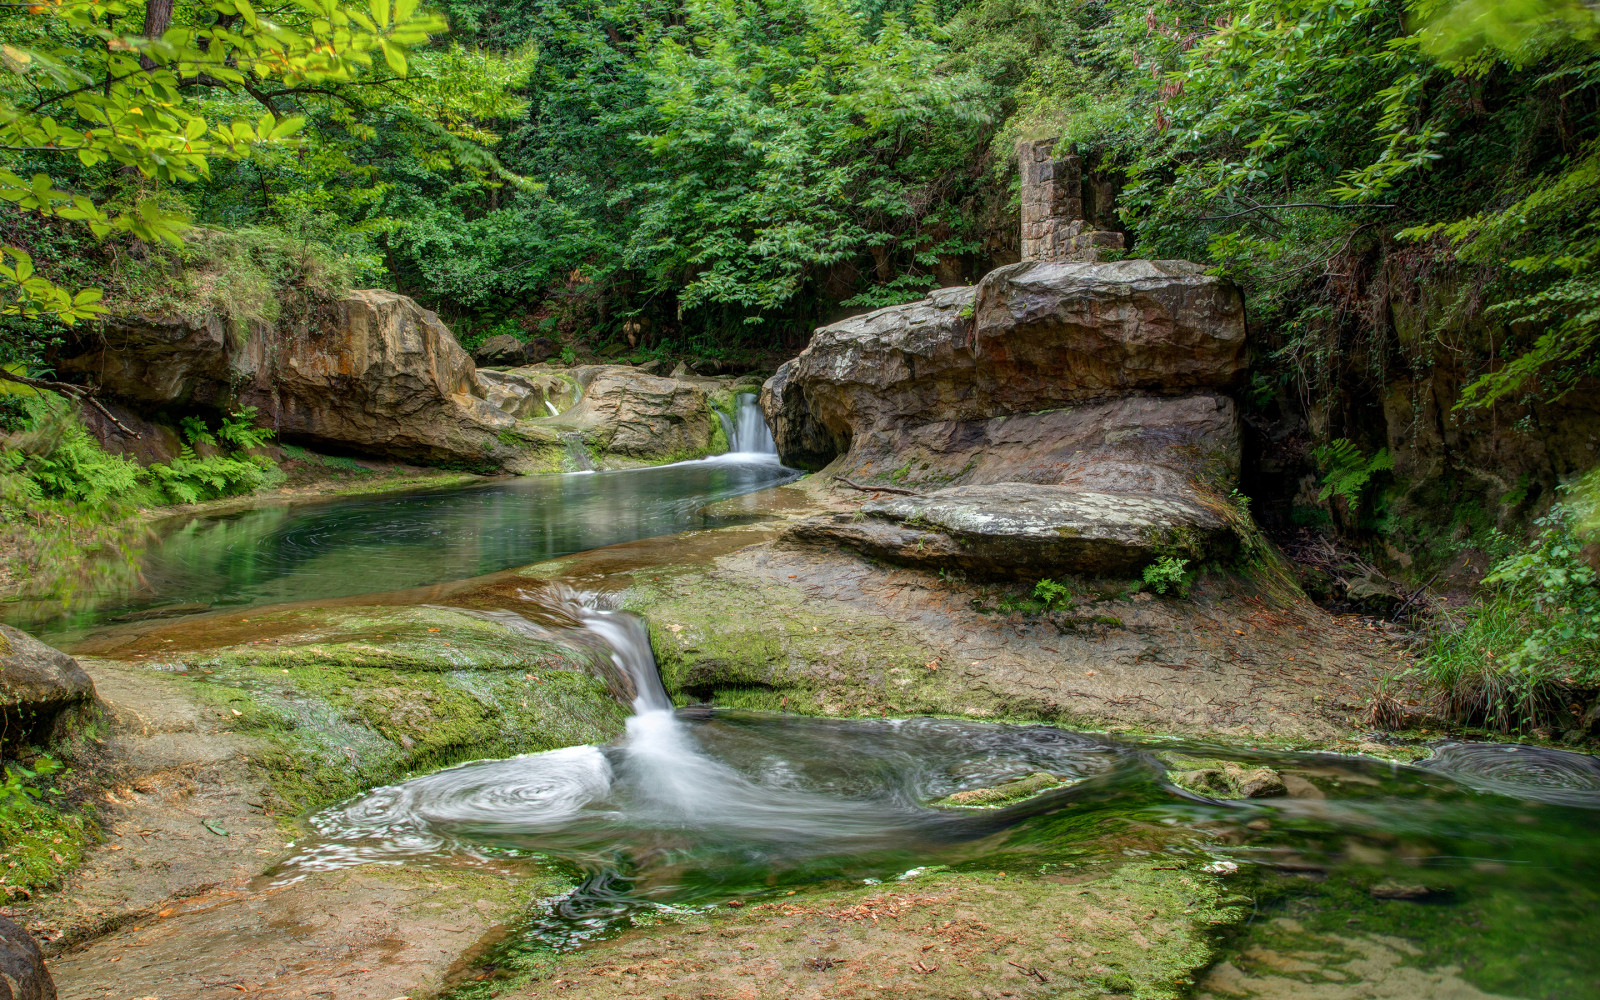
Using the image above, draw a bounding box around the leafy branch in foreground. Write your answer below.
[0,0,443,326]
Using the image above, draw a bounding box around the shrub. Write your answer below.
[1142,556,1192,596]
[1420,479,1600,732]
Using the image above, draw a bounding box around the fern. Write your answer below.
[1312,439,1394,514]
[218,406,275,450]
[180,415,218,447]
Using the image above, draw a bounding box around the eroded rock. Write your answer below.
[476,368,578,420]
[793,482,1234,576]
[542,367,721,463]
[0,626,94,746]
[0,914,53,1000]
[763,261,1245,469]
[763,261,1250,578]
[57,290,563,471]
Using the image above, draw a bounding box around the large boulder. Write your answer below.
[540,366,722,464]
[0,625,94,747]
[765,260,1250,579]
[0,914,53,1000]
[764,260,1245,468]
[56,291,554,471]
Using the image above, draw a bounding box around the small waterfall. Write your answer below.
[546,399,560,417]
[560,431,595,471]
[716,409,735,452]
[729,392,777,456]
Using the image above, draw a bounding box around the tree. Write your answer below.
[0,0,443,395]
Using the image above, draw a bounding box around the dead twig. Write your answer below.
[832,475,920,497]
[1006,960,1050,984]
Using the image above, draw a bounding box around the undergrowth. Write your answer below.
[0,392,282,602]
[0,755,92,901]
[1418,475,1600,735]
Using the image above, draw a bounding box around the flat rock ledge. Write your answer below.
[788,482,1234,576]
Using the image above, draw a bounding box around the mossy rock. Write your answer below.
[158,605,630,814]
[929,770,1065,808]
[1160,753,1286,799]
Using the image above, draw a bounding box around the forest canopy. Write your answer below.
[1,0,1598,406]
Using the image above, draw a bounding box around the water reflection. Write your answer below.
[10,457,798,640]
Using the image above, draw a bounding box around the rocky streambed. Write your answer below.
[4,260,1598,1000]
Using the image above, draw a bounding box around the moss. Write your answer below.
[496,860,1242,999]
[930,771,1064,808]
[628,566,1101,725]
[165,605,629,814]
[0,787,94,901]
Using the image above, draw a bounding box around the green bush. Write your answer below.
[1421,480,1600,732]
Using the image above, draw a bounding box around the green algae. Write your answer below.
[164,605,628,814]
[929,770,1065,808]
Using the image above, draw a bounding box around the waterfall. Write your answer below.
[716,409,736,453]
[546,399,560,417]
[729,392,777,456]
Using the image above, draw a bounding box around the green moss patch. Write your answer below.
[629,567,1027,720]
[161,605,629,814]
[930,770,1065,809]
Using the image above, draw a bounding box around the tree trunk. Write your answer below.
[142,0,173,38]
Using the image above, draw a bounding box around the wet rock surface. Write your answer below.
[0,625,94,746]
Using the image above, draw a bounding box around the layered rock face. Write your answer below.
[541,367,720,462]
[57,293,733,472]
[0,625,95,746]
[765,260,1248,577]
[58,291,544,469]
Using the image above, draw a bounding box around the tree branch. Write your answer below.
[0,369,140,438]
[833,475,919,497]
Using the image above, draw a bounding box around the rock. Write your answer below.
[762,261,1244,469]
[759,360,845,471]
[0,914,54,1000]
[0,625,95,746]
[472,335,560,368]
[830,393,1240,491]
[543,367,719,463]
[472,334,529,367]
[476,368,579,419]
[56,290,554,471]
[1369,881,1453,902]
[762,261,1249,578]
[791,482,1234,576]
[931,771,1064,808]
[1165,756,1286,799]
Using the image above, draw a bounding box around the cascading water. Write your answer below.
[276,586,1600,986]
[729,392,777,456]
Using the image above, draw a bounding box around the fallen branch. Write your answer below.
[1390,570,1442,623]
[832,475,920,497]
[0,368,140,439]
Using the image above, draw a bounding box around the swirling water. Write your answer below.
[275,595,1600,997]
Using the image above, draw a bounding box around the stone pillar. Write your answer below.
[1017,139,1126,263]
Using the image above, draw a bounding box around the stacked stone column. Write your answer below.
[1017,139,1125,263]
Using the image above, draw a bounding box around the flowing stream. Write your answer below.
[32,400,1600,997]
[271,586,1600,998]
